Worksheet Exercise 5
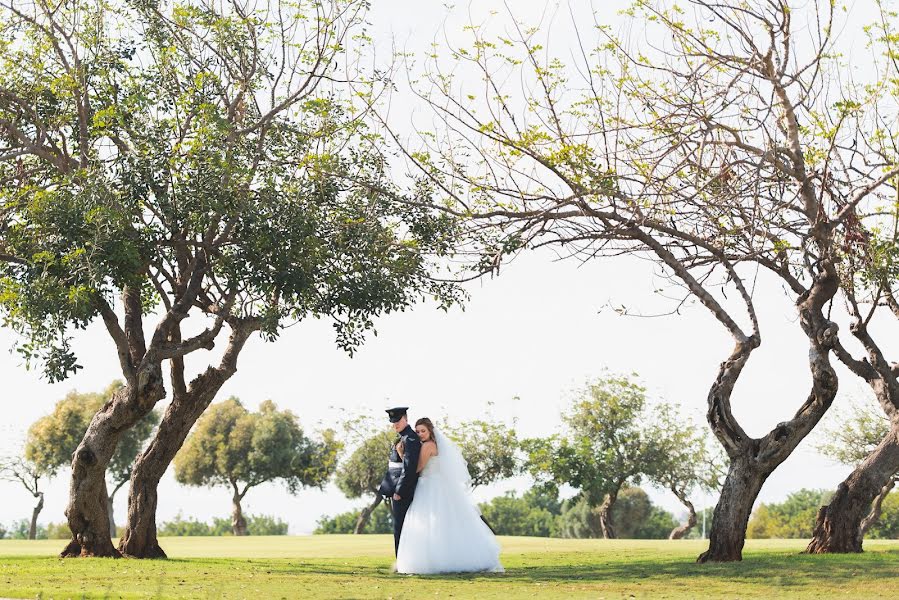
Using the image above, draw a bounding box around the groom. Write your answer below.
[378,406,421,555]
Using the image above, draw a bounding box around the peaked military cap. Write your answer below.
[385,406,409,423]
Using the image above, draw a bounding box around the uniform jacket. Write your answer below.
[378,425,421,500]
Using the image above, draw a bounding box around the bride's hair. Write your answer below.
[415,417,436,444]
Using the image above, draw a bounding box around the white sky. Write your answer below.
[0,0,888,535]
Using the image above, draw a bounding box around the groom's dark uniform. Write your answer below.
[378,407,421,555]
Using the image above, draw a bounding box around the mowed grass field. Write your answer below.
[1,535,898,599]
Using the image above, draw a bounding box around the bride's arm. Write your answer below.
[417,442,436,473]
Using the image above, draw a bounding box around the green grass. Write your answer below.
[1,536,898,599]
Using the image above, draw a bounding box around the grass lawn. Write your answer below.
[1,535,897,599]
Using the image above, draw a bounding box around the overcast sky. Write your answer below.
[1,0,889,535]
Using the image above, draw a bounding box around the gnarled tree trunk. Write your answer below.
[118,322,257,558]
[668,487,696,540]
[62,369,165,558]
[29,492,44,540]
[860,478,896,536]
[698,263,839,563]
[118,376,228,556]
[806,427,899,553]
[232,490,248,536]
[598,489,618,539]
[355,494,382,534]
[697,456,765,561]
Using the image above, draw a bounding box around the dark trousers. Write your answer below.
[391,496,413,556]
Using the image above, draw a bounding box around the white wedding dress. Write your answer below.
[395,428,504,574]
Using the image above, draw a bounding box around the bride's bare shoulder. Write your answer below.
[422,440,438,455]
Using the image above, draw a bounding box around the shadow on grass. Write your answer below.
[263,548,899,587]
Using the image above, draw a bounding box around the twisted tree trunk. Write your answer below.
[698,456,765,561]
[806,427,899,553]
[118,321,257,558]
[807,305,899,553]
[29,492,44,540]
[354,494,382,534]
[597,489,619,540]
[232,489,248,536]
[668,487,697,540]
[61,368,166,558]
[698,265,839,562]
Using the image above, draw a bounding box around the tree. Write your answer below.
[445,415,520,488]
[799,0,899,552]
[557,488,677,539]
[25,381,159,532]
[524,375,658,539]
[0,0,462,557]
[385,0,857,561]
[646,406,723,540]
[333,429,395,534]
[314,503,393,534]
[174,398,339,536]
[747,490,833,539]
[815,401,897,538]
[478,486,561,537]
[156,513,287,536]
[867,493,899,539]
[0,457,47,540]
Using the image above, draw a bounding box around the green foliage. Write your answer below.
[244,515,290,536]
[174,398,340,497]
[478,486,561,537]
[44,523,72,540]
[156,513,287,537]
[445,415,520,488]
[3,520,46,540]
[868,493,899,539]
[0,0,466,382]
[557,488,678,539]
[524,375,653,507]
[334,430,395,500]
[816,399,890,466]
[25,381,159,483]
[157,514,230,537]
[747,489,834,539]
[314,503,392,534]
[525,373,710,519]
[645,404,723,501]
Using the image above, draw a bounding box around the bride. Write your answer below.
[395,417,504,574]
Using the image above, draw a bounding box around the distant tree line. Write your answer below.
[8,373,899,543]
[316,485,682,539]
[1,385,336,539]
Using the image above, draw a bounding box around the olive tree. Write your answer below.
[445,413,520,489]
[174,398,339,536]
[25,382,159,533]
[0,0,462,558]
[524,375,660,539]
[0,457,47,540]
[333,429,395,534]
[795,1,899,554]
[646,406,723,540]
[816,400,897,538]
[380,0,870,561]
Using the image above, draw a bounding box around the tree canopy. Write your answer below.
[445,415,520,489]
[0,0,468,557]
[174,398,339,534]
